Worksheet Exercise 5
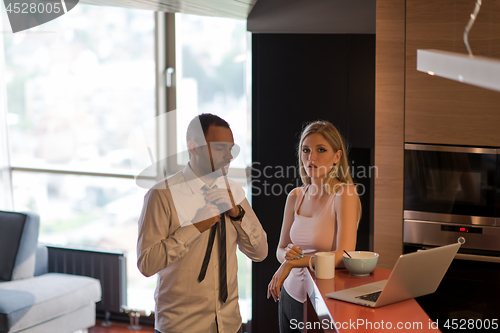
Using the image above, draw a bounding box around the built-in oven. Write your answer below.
[403,144,500,331]
[404,144,498,227]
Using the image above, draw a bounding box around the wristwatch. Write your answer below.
[229,205,245,221]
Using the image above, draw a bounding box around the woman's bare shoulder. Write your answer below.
[334,183,359,199]
[288,186,306,197]
[286,186,305,204]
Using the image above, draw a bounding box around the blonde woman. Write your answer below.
[267,121,361,333]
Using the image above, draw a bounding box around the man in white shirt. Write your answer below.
[137,113,268,333]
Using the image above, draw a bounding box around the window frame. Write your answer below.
[7,6,159,317]
[7,8,251,320]
[161,13,249,180]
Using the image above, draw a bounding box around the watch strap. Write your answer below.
[229,205,245,221]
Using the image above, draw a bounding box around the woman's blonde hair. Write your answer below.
[298,121,354,193]
[297,120,362,224]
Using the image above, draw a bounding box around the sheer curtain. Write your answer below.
[0,11,13,210]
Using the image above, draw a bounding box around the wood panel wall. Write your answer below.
[405,0,500,146]
[374,0,406,269]
[375,0,500,268]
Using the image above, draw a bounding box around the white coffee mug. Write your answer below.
[309,252,335,279]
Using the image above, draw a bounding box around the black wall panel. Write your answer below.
[251,33,375,333]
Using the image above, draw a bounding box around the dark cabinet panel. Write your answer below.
[251,33,375,333]
[348,35,375,149]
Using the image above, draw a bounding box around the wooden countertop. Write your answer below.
[304,268,440,332]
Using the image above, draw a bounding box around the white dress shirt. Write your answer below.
[137,164,268,333]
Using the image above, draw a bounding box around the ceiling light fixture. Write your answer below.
[416,0,500,92]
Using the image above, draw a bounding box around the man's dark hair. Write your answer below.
[186,113,230,144]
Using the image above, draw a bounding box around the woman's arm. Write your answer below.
[331,184,360,267]
[276,188,300,263]
[268,188,302,301]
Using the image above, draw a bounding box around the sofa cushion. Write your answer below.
[33,245,48,277]
[0,211,39,281]
[0,273,101,332]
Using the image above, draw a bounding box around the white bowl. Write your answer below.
[343,251,379,276]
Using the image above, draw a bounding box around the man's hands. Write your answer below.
[192,187,239,233]
[192,204,221,233]
[204,188,239,217]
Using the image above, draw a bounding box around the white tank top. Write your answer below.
[283,185,338,302]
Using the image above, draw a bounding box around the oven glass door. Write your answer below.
[404,145,498,225]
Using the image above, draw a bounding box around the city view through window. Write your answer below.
[3,4,252,320]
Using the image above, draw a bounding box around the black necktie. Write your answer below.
[197,185,228,303]
[198,223,216,283]
[218,213,228,302]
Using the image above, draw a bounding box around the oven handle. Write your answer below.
[404,144,497,155]
[454,253,500,263]
[420,247,500,263]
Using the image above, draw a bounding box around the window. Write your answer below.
[175,13,251,169]
[3,4,157,311]
[3,5,252,319]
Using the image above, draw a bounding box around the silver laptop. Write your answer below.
[326,242,460,308]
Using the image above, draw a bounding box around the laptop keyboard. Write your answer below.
[356,291,382,302]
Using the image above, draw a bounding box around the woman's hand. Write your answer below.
[284,243,303,261]
[267,261,293,301]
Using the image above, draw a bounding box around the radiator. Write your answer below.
[47,245,127,313]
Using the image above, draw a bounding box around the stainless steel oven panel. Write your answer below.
[415,248,500,263]
[404,220,500,252]
[454,253,500,263]
[404,144,497,155]
[404,211,497,226]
